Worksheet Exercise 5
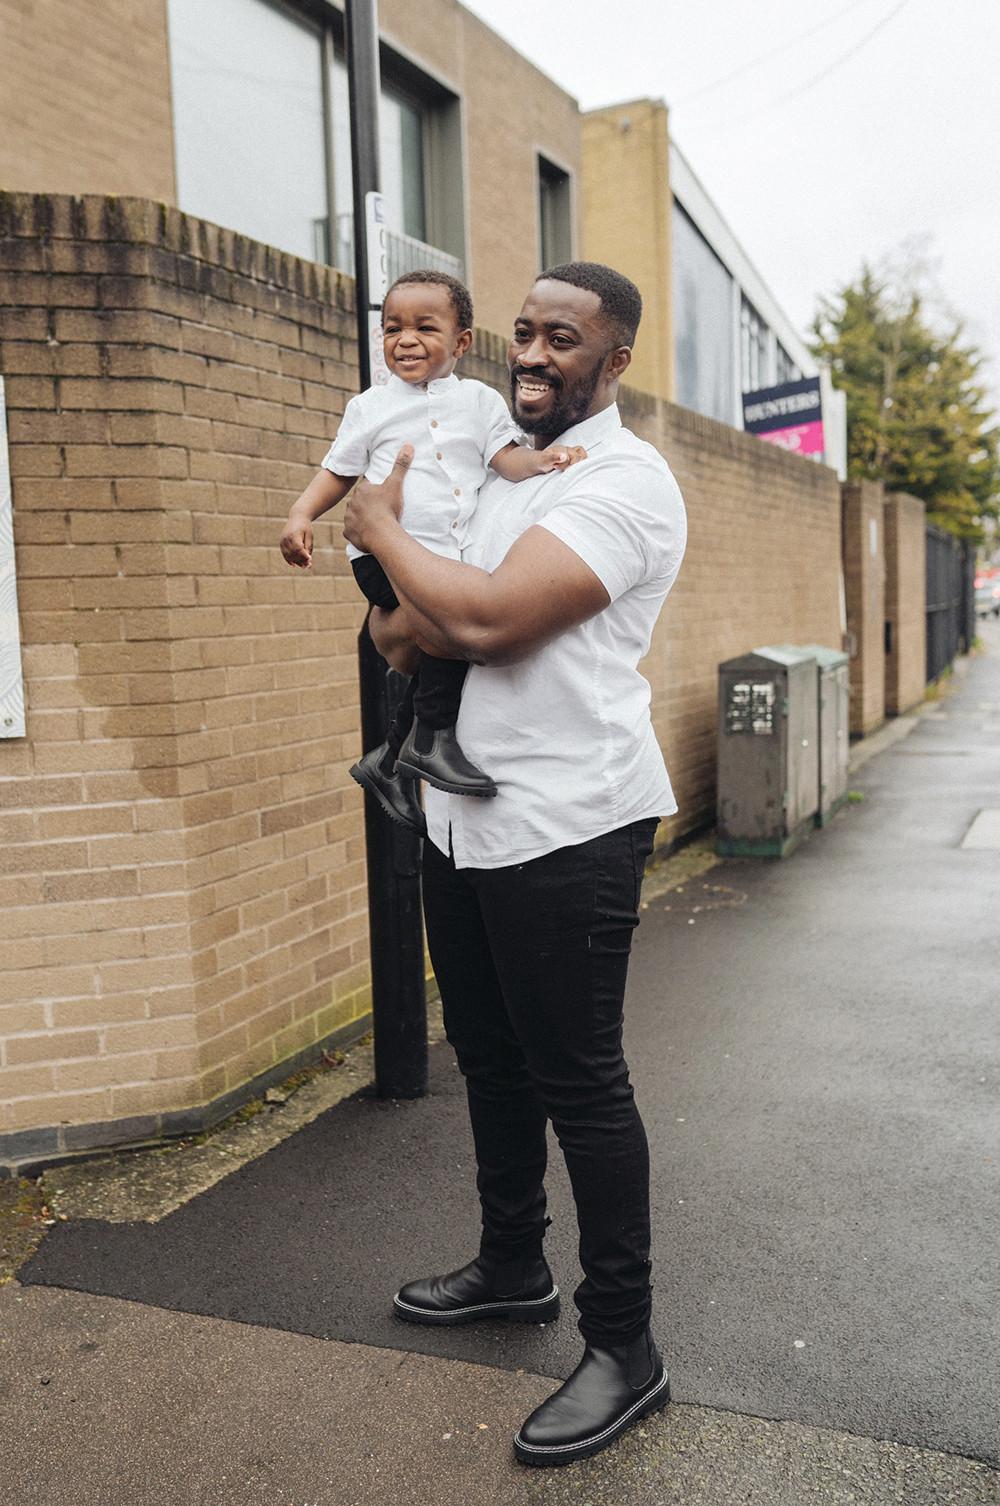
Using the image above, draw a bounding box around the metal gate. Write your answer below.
[926,527,975,683]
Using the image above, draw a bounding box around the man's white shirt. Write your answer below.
[424,402,687,869]
[322,372,518,562]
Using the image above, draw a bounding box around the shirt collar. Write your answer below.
[550,402,622,450]
[385,372,459,397]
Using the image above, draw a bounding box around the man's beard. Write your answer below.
[510,354,605,437]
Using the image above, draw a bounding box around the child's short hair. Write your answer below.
[386,269,473,332]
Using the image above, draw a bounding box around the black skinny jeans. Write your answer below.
[351,554,467,739]
[421,817,659,1344]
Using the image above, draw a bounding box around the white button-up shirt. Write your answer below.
[322,373,518,562]
[425,403,687,870]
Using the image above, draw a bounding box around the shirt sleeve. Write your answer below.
[321,392,371,477]
[475,384,521,465]
[536,455,686,602]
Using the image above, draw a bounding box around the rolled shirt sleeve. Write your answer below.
[321,391,372,478]
[536,453,686,601]
[479,385,522,467]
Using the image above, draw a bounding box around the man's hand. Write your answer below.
[279,512,313,569]
[343,444,412,553]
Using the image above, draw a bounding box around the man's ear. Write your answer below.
[607,345,632,381]
[454,328,474,360]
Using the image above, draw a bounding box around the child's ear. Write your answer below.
[454,328,474,359]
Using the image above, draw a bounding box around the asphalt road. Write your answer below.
[19,629,1000,1476]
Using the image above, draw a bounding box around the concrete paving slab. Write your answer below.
[961,809,1000,849]
[1,1285,996,1506]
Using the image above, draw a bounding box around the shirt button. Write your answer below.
[451,521,459,529]
[436,451,443,460]
[453,487,461,497]
[430,420,438,428]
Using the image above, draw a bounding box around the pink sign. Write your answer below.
[757,419,825,456]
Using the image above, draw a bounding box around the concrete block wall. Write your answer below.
[842,481,886,736]
[1,194,844,1165]
[884,493,927,716]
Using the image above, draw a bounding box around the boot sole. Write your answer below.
[513,1370,670,1466]
[393,758,497,798]
[349,760,426,835]
[393,1287,560,1327]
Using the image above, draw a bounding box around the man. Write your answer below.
[343,262,687,1467]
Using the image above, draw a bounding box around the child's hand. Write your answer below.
[536,444,588,472]
[280,516,313,569]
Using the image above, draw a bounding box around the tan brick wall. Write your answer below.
[0,0,175,202]
[1,194,843,1155]
[884,493,927,716]
[581,100,674,402]
[0,194,369,1147]
[842,481,887,736]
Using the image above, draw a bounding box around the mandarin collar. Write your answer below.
[550,402,622,450]
[385,372,460,397]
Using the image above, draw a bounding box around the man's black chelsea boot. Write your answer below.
[393,1254,559,1326]
[513,1326,669,1466]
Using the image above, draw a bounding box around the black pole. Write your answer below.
[344,0,427,1098]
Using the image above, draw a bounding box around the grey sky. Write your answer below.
[462,0,1000,414]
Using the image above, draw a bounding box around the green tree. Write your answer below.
[811,265,1000,540]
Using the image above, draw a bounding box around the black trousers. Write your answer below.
[352,555,467,742]
[421,817,659,1343]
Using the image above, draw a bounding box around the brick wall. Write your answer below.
[0,194,370,1166]
[884,493,927,716]
[842,481,887,736]
[1,195,843,1166]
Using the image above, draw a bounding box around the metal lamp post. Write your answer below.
[344,0,427,1099]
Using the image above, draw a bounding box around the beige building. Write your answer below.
[0,0,580,338]
[581,97,846,479]
[581,99,674,403]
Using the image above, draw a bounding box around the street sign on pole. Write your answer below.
[344,0,427,1100]
[365,190,390,386]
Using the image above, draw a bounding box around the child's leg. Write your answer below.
[351,557,416,756]
[398,653,497,798]
[411,655,468,730]
[348,557,424,833]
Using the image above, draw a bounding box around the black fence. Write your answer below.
[925,526,975,684]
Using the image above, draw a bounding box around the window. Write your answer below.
[775,341,801,385]
[168,0,463,275]
[740,296,769,394]
[672,200,735,424]
[538,155,572,270]
[167,0,327,263]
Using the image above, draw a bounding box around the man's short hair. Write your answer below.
[386,269,473,331]
[537,261,642,349]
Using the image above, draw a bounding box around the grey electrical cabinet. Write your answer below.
[716,646,819,857]
[800,644,850,825]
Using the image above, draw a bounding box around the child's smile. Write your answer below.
[381,284,473,386]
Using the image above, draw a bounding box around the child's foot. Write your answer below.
[396,721,497,797]
[350,742,426,834]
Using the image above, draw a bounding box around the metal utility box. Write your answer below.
[716,647,819,857]
[800,644,850,825]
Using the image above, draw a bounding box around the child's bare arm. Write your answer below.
[279,468,357,569]
[489,441,587,483]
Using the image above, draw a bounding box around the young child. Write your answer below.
[279,269,584,833]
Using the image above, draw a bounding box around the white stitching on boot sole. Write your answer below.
[513,1369,669,1455]
[393,1285,559,1317]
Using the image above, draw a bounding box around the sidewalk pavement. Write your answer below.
[3,624,999,1506]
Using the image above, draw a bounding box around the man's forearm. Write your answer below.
[366,518,498,663]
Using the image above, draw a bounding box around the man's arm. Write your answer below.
[344,447,610,667]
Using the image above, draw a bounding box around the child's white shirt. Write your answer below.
[322,372,520,561]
